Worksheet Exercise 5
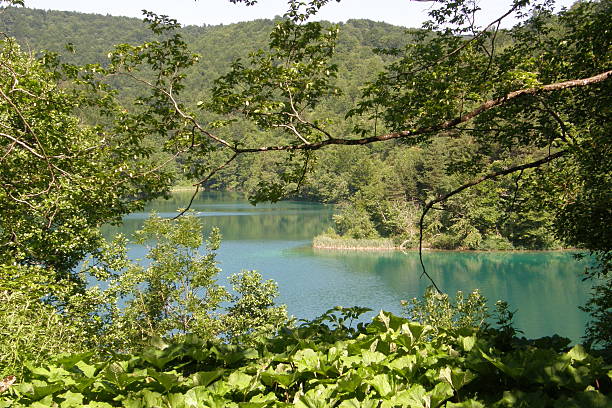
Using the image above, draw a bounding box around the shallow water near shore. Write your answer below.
[103,191,593,343]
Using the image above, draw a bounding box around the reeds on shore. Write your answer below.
[312,235,396,251]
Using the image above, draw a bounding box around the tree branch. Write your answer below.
[417,150,568,293]
[172,152,239,219]
[401,2,520,77]
[233,70,612,153]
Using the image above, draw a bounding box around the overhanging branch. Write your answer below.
[417,150,568,293]
[233,70,612,153]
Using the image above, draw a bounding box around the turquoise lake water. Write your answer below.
[105,191,593,342]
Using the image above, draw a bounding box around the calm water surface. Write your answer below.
[104,191,593,342]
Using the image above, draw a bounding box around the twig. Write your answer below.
[172,152,239,219]
[399,3,520,77]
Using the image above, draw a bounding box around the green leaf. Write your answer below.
[75,360,97,378]
[337,372,362,393]
[445,400,485,408]
[439,367,477,391]
[15,380,63,401]
[55,352,95,370]
[141,348,176,370]
[59,391,84,407]
[184,386,216,407]
[338,398,378,408]
[360,350,386,366]
[566,345,589,362]
[430,381,454,407]
[293,348,320,371]
[227,371,253,391]
[460,336,477,352]
[388,355,417,379]
[368,373,394,398]
[30,395,55,408]
[553,391,610,408]
[86,403,115,408]
[295,385,335,408]
[260,372,297,388]
[189,369,225,387]
[146,369,180,392]
[141,389,164,407]
[390,384,428,407]
[499,390,551,408]
[480,349,523,379]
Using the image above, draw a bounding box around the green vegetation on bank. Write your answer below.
[313,233,396,251]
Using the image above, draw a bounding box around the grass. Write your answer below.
[313,234,396,251]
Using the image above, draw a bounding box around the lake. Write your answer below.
[104,191,593,343]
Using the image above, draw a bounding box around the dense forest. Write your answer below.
[1,7,564,251]
[1,0,610,406]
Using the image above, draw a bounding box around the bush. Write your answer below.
[0,266,92,377]
[401,287,489,335]
[477,234,515,251]
[313,234,395,250]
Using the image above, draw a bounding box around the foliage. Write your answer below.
[580,277,612,353]
[0,214,287,377]
[101,214,230,349]
[1,310,609,407]
[2,3,608,253]
[313,234,395,251]
[0,37,172,273]
[97,214,288,351]
[0,266,89,378]
[402,287,489,336]
[0,5,573,250]
[224,270,290,343]
[0,0,610,382]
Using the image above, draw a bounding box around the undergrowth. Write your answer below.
[1,307,609,407]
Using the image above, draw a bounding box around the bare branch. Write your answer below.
[399,2,521,77]
[172,152,239,219]
[116,71,235,150]
[538,97,573,144]
[0,131,46,159]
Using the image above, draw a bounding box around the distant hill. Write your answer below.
[0,7,412,96]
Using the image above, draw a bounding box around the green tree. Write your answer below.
[1,0,610,361]
[100,214,287,351]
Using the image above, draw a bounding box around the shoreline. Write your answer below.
[312,245,397,251]
[170,185,199,192]
[312,236,574,253]
[312,244,576,253]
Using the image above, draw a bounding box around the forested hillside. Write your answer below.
[0,7,561,251]
[0,8,406,102]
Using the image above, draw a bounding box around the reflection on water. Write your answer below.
[102,191,592,343]
[105,191,333,241]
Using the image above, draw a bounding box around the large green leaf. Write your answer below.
[293,348,321,371]
[368,373,395,398]
[189,369,225,387]
[141,349,177,371]
[227,371,253,391]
